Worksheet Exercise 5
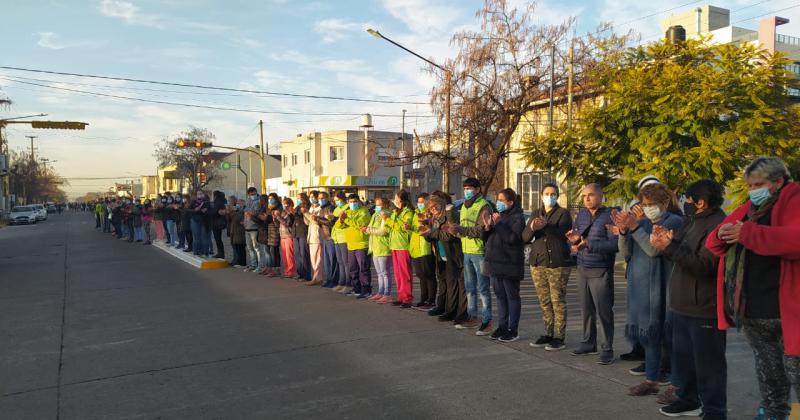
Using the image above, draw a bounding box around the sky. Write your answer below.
[1,0,798,198]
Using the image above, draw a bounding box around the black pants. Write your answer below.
[492,276,521,331]
[95,213,101,228]
[743,318,800,418]
[178,230,192,249]
[443,259,467,321]
[213,227,225,258]
[434,258,447,309]
[231,243,246,266]
[412,254,437,304]
[672,312,727,417]
[162,220,171,243]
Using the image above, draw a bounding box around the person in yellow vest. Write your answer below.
[339,193,372,298]
[363,197,393,303]
[386,190,416,308]
[411,193,436,310]
[330,192,350,292]
[445,177,493,335]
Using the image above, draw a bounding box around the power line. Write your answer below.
[0,77,437,118]
[0,66,429,105]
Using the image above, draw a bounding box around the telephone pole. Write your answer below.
[26,136,37,162]
[258,120,267,193]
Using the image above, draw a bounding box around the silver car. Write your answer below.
[30,204,47,221]
[9,206,38,225]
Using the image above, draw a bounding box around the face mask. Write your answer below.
[683,202,697,217]
[320,199,328,206]
[161,199,167,204]
[268,199,276,206]
[417,203,425,211]
[495,201,507,213]
[749,187,771,206]
[464,190,475,200]
[543,196,558,208]
[335,200,344,207]
[249,195,257,201]
[175,197,182,203]
[374,206,382,213]
[145,200,151,205]
[349,203,360,211]
[167,198,174,203]
[235,204,241,210]
[311,198,318,205]
[643,205,663,221]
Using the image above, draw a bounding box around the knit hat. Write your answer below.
[637,175,661,190]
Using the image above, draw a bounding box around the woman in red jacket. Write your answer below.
[705,156,800,420]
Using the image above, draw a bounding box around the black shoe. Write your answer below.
[629,363,646,376]
[356,293,370,299]
[391,301,403,306]
[658,371,671,386]
[438,314,454,322]
[620,348,645,362]
[213,254,224,259]
[413,301,426,307]
[545,338,565,351]
[597,351,615,365]
[428,307,444,316]
[530,335,553,348]
[571,346,598,356]
[658,400,702,417]
[183,248,193,253]
[701,414,725,420]
[400,303,412,309]
[490,328,507,340]
[499,330,519,342]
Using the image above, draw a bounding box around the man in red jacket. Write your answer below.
[706,156,800,420]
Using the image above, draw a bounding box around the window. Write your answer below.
[283,155,288,167]
[291,153,298,165]
[304,149,310,164]
[517,171,553,212]
[329,146,344,161]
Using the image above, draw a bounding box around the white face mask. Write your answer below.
[643,205,663,221]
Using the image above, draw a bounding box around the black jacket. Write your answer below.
[428,205,463,269]
[522,205,574,268]
[210,197,227,230]
[483,204,526,280]
[663,207,726,319]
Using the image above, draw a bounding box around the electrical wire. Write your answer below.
[0,66,429,105]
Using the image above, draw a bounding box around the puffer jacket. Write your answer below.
[483,204,526,280]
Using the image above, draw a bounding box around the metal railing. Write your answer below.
[777,34,800,47]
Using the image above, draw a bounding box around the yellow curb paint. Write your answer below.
[791,404,800,420]
[200,260,229,269]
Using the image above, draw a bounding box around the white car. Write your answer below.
[9,206,38,225]
[31,204,47,221]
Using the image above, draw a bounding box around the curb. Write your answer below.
[151,241,229,269]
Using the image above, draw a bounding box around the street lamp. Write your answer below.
[366,28,452,193]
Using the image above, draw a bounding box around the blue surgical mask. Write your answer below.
[749,187,771,206]
[417,203,425,211]
[374,206,382,213]
[249,194,257,201]
[320,199,328,206]
[235,204,241,210]
[543,196,558,208]
[464,190,475,200]
[495,201,507,212]
[349,202,360,211]
[268,199,276,206]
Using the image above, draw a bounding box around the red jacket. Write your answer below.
[705,182,800,355]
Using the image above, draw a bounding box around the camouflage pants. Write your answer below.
[531,266,571,340]
[743,318,800,418]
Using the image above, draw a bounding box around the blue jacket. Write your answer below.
[573,206,619,268]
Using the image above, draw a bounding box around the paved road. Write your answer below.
[0,211,762,419]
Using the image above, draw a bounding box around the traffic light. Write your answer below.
[30,121,88,130]
[176,139,212,149]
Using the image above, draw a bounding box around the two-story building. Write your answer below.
[279,129,411,201]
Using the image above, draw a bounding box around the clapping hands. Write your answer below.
[717,222,743,245]
[650,225,673,250]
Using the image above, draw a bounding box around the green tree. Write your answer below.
[521,37,800,201]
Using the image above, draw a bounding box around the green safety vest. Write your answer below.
[409,209,432,258]
[331,204,347,243]
[387,207,414,251]
[459,196,487,255]
[367,211,391,257]
[342,206,370,250]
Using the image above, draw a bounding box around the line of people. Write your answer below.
[91,156,798,420]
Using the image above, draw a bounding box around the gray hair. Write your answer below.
[744,156,792,183]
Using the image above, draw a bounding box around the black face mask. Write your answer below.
[683,201,697,218]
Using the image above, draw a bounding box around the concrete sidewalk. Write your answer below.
[0,212,768,419]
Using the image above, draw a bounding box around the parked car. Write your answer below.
[9,206,38,225]
[31,204,47,221]
[47,204,57,214]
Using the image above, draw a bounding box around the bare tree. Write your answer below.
[8,150,67,203]
[153,126,218,194]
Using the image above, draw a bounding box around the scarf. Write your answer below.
[722,187,782,327]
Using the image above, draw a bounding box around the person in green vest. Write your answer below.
[411,193,435,310]
[445,177,494,335]
[363,197,393,303]
[330,192,350,292]
[339,193,372,298]
[386,189,416,308]
[94,200,103,229]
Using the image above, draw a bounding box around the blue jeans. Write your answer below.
[463,253,492,323]
[672,312,727,417]
[294,237,311,280]
[335,243,349,286]
[134,226,144,241]
[322,239,338,286]
[190,219,208,255]
[258,244,272,269]
[165,220,178,246]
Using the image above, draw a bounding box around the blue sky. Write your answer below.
[1,0,797,197]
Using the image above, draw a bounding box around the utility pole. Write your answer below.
[26,136,37,162]
[547,45,556,179]
[400,109,406,190]
[444,71,452,194]
[258,120,267,194]
[567,42,574,129]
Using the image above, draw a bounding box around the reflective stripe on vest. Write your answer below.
[459,196,487,255]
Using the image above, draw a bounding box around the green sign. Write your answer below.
[220,162,232,170]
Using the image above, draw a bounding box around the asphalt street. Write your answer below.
[0,211,765,419]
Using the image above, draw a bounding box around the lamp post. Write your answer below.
[366,28,452,193]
